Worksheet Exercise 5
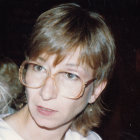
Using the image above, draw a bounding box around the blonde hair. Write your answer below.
[0,56,24,112]
[0,80,12,114]
[0,57,23,98]
[26,3,116,136]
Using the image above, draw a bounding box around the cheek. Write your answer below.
[58,100,86,123]
[26,88,40,103]
[60,90,91,118]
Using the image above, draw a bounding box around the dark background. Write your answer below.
[0,0,140,139]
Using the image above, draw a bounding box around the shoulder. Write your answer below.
[0,118,23,140]
[65,129,102,140]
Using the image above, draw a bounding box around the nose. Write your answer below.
[40,76,57,100]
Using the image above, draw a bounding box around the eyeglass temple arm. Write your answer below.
[85,78,96,87]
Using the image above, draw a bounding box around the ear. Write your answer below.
[88,80,107,103]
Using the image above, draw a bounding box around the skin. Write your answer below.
[5,49,106,140]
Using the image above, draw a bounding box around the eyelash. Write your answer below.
[33,64,45,72]
[64,72,80,80]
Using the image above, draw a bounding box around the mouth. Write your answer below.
[37,106,57,116]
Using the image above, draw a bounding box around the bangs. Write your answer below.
[28,40,97,70]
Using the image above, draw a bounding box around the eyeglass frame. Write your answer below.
[19,60,96,99]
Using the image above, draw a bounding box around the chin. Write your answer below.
[36,119,64,130]
[32,113,72,130]
[30,112,59,129]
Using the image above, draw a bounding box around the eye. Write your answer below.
[65,72,79,80]
[32,64,45,72]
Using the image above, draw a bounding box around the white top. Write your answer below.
[0,118,102,140]
[65,129,102,140]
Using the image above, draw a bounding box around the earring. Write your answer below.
[89,104,93,112]
[89,108,92,112]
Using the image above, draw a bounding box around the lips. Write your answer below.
[37,106,57,116]
[38,106,54,111]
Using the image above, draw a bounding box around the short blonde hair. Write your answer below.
[26,3,116,136]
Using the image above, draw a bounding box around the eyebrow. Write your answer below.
[63,63,87,75]
[65,63,80,67]
[37,57,46,62]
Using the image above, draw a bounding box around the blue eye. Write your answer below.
[33,64,45,72]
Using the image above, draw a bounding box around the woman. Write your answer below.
[0,3,116,140]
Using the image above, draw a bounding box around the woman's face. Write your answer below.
[26,49,97,129]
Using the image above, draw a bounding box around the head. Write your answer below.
[23,3,115,136]
[0,56,23,98]
[0,56,24,110]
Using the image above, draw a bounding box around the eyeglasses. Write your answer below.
[19,61,96,99]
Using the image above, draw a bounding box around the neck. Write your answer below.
[11,105,71,140]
